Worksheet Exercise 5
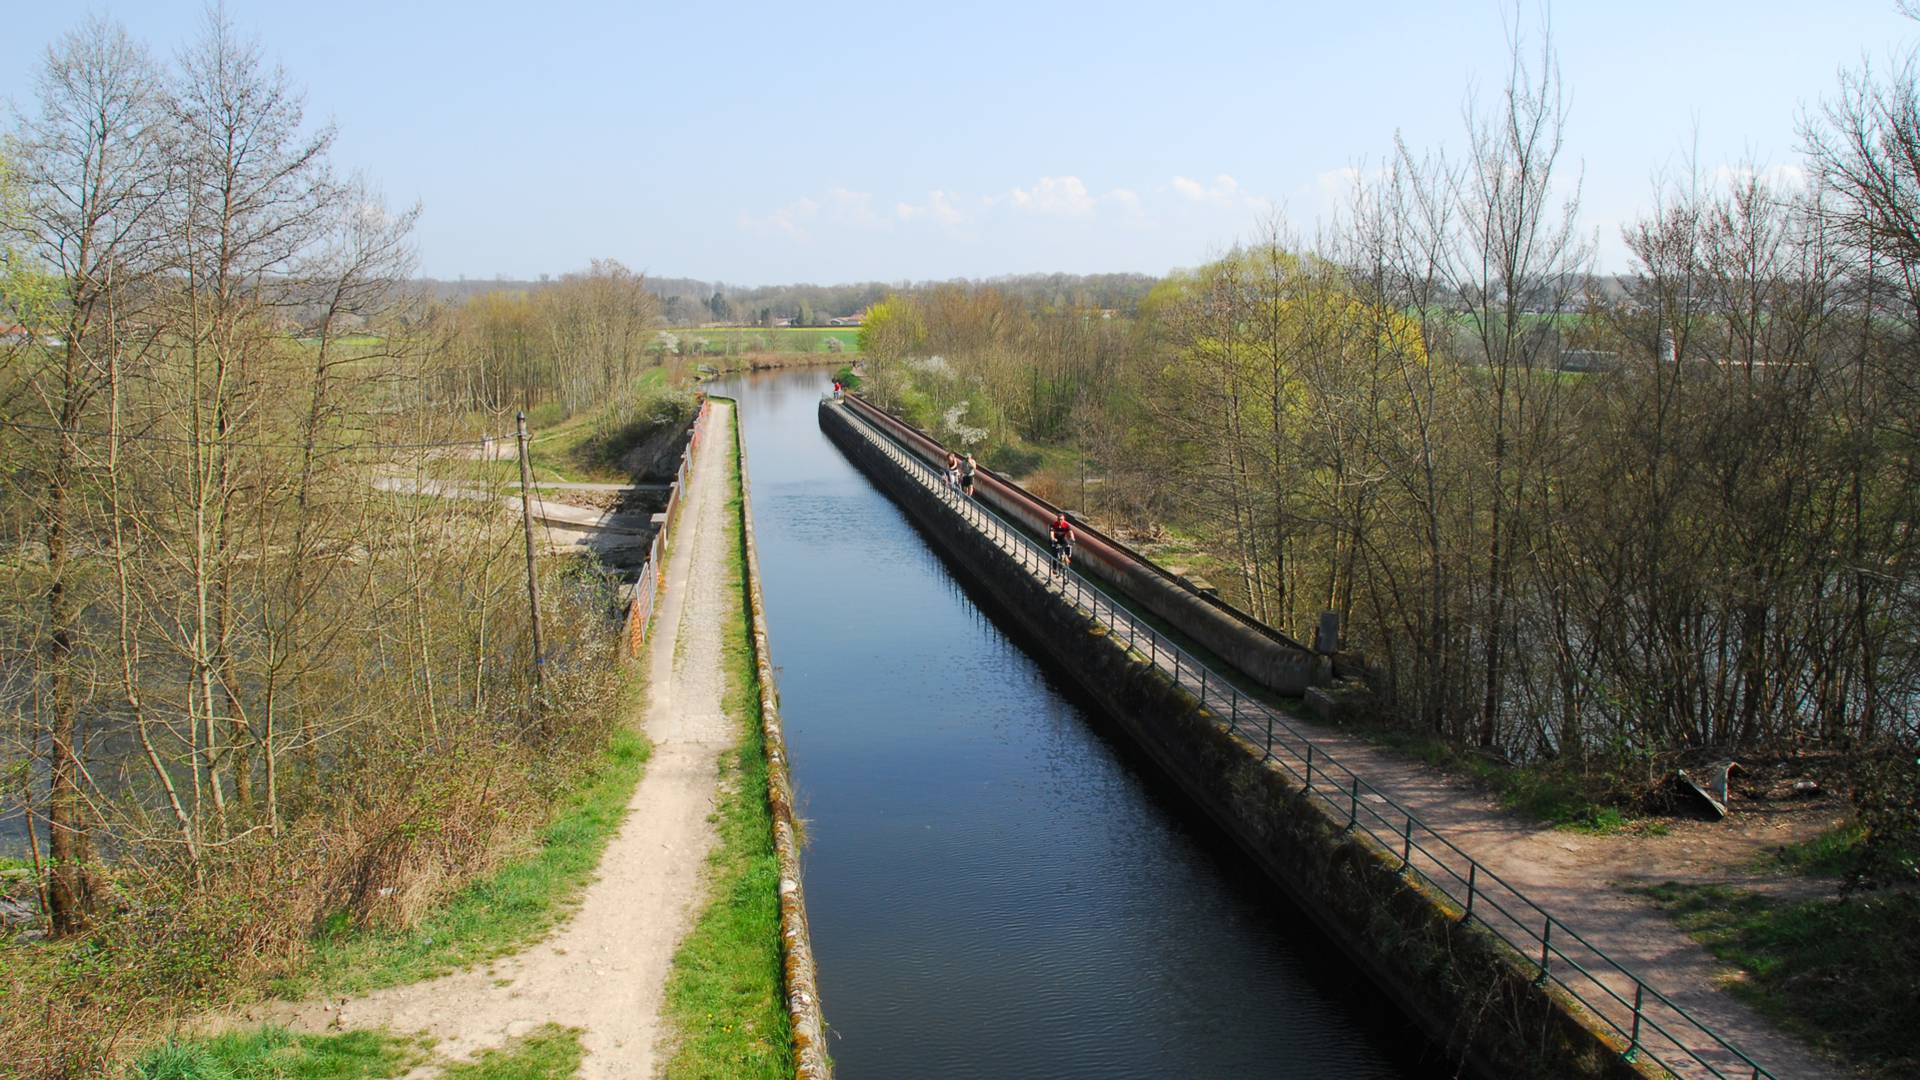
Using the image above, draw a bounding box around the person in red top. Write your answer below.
[1048,512,1076,574]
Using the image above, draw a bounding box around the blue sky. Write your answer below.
[5,1,1916,283]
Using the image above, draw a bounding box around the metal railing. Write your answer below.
[831,399,1776,1080]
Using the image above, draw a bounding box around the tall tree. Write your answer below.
[5,15,169,934]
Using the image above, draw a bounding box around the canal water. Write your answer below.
[714,368,1426,1079]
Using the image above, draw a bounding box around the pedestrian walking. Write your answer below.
[945,451,960,491]
[960,453,977,498]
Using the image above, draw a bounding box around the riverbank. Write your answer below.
[133,400,787,1078]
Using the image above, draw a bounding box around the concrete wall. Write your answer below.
[822,400,1644,1080]
[840,395,1327,694]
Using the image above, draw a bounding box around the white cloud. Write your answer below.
[1172,173,1244,207]
[749,174,1182,239]
[738,195,821,236]
[823,187,880,227]
[896,189,965,226]
[739,188,881,236]
[1011,175,1097,217]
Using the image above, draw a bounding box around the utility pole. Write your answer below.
[516,412,546,690]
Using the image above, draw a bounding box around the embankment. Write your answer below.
[821,399,1640,1080]
[731,397,831,1078]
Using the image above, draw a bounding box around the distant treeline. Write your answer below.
[414,271,1162,327]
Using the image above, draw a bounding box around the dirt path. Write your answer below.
[257,401,740,1077]
[1278,729,1846,1078]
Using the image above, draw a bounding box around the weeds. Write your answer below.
[440,1025,583,1080]
[127,1028,427,1080]
[279,724,651,998]
[1640,882,1920,1080]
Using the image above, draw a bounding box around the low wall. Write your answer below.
[730,398,831,1079]
[621,395,706,657]
[822,400,1642,1080]
[840,394,1326,694]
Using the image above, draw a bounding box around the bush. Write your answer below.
[984,443,1042,477]
[574,388,697,475]
[1846,741,1920,888]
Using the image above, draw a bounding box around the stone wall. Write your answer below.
[822,400,1644,1080]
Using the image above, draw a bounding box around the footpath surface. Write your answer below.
[259,401,741,1077]
[835,399,1840,1080]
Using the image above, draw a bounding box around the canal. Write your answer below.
[713,368,1429,1078]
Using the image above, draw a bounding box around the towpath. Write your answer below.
[257,400,740,1076]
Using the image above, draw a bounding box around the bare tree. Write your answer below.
[5,15,169,934]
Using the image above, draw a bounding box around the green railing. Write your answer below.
[833,398,1777,1080]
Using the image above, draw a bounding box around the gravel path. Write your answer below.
[256,401,740,1077]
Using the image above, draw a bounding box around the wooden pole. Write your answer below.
[516,412,546,690]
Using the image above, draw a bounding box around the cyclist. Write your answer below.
[1048,511,1076,574]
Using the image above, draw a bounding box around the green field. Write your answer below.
[674,326,860,354]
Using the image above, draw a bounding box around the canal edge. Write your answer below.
[819,397,1650,1080]
[724,394,833,1078]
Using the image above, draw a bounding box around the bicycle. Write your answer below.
[1049,540,1074,576]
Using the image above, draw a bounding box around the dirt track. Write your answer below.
[254,401,740,1077]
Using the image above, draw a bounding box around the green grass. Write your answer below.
[1639,882,1920,1080]
[1754,820,1868,876]
[127,1023,584,1080]
[277,710,651,999]
[440,1024,583,1080]
[127,1027,428,1080]
[658,412,791,1079]
[677,327,860,354]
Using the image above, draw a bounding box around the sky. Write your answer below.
[5,1,1918,284]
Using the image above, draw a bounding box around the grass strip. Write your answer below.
[1639,882,1920,1080]
[1752,820,1867,876]
[127,1027,428,1080]
[277,716,651,999]
[127,1022,585,1080]
[659,410,791,1079]
[441,1024,584,1080]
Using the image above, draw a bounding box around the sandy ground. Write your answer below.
[248,401,740,1077]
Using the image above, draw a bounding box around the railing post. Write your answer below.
[1400,815,1414,872]
[1536,918,1552,985]
[1200,666,1208,706]
[1624,980,1643,1063]
[1347,777,1359,830]
[1264,710,1274,761]
[1463,862,1477,923]
[1305,743,1314,790]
